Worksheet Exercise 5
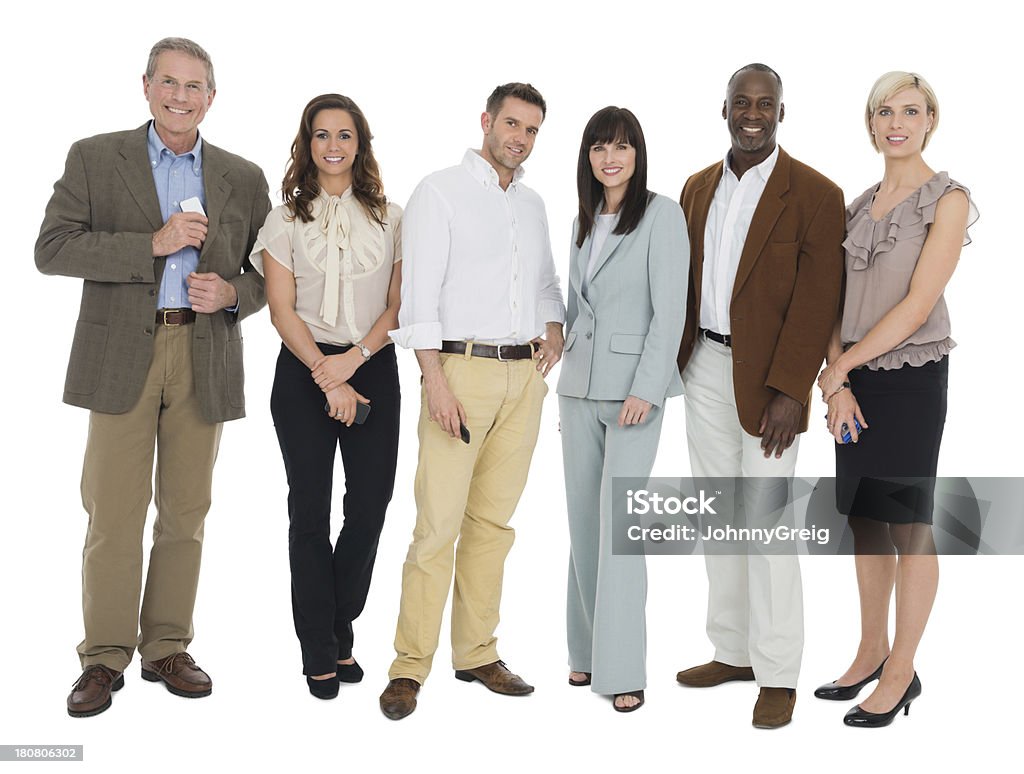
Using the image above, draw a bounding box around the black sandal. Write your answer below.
[568,672,592,687]
[613,690,645,713]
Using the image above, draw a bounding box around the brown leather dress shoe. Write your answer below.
[380,678,420,720]
[141,653,212,698]
[752,687,796,728]
[67,665,124,717]
[676,660,756,687]
[454,660,534,695]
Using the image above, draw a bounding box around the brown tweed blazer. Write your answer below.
[36,123,270,423]
[677,147,845,435]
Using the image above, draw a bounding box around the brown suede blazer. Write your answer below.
[677,147,845,435]
[36,124,270,423]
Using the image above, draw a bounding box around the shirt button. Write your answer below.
[170,264,176,269]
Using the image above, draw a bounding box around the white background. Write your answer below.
[2,0,1019,771]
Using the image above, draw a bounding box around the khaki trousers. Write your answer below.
[389,352,547,683]
[78,325,222,671]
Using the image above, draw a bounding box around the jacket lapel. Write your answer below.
[199,142,232,267]
[731,147,790,300]
[115,125,163,232]
[587,229,626,286]
[687,165,723,316]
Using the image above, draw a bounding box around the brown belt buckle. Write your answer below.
[161,310,181,328]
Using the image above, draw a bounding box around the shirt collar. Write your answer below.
[461,148,525,190]
[722,144,779,183]
[147,121,203,175]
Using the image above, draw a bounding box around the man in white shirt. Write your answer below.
[675,64,845,728]
[381,83,565,720]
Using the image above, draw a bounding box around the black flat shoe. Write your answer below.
[336,660,364,684]
[843,673,921,727]
[568,672,592,687]
[814,658,887,701]
[307,675,340,700]
[613,690,644,713]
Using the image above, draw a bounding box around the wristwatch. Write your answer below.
[356,342,372,360]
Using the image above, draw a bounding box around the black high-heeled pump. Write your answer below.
[814,658,887,701]
[336,659,364,684]
[843,672,921,727]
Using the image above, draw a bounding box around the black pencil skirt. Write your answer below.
[835,356,948,525]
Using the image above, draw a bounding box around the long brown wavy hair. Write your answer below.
[282,93,388,227]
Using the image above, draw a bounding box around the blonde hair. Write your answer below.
[865,71,939,151]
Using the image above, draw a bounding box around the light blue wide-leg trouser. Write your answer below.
[560,395,664,695]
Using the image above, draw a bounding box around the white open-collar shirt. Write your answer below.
[390,149,565,349]
[700,145,779,335]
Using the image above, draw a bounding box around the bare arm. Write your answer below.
[416,348,466,439]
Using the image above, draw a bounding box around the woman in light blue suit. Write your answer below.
[558,107,689,712]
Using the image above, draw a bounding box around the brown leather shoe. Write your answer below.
[752,687,796,728]
[67,665,124,717]
[379,678,420,720]
[676,660,756,687]
[454,660,534,695]
[141,653,212,698]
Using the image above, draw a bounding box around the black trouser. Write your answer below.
[270,343,400,675]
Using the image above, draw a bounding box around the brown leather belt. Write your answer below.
[699,328,731,347]
[441,340,535,361]
[156,308,197,326]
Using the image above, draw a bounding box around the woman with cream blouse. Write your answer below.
[252,93,402,700]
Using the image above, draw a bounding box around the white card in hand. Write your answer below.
[180,196,206,216]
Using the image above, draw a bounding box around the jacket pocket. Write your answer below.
[609,333,645,355]
[564,331,578,351]
[64,320,107,395]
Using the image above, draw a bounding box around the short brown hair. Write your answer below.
[485,82,546,119]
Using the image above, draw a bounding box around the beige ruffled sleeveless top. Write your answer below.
[840,172,979,370]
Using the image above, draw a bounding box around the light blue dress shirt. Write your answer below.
[147,122,205,310]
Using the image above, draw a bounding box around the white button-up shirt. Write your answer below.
[700,145,779,334]
[390,149,565,349]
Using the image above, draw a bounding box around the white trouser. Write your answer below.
[682,336,803,688]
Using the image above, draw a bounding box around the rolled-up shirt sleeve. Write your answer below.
[389,180,451,349]
[536,205,567,325]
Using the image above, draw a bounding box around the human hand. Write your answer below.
[826,389,868,444]
[311,350,363,393]
[152,212,208,256]
[325,383,370,427]
[758,392,802,458]
[817,361,850,403]
[424,370,467,439]
[618,396,652,427]
[532,322,564,378]
[187,272,238,313]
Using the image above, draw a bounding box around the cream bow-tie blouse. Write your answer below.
[251,188,402,345]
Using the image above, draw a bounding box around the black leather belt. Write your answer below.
[156,308,197,326]
[699,328,731,347]
[441,340,535,361]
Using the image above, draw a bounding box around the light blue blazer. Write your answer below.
[556,193,689,407]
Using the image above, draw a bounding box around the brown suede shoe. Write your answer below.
[676,660,756,687]
[454,660,534,695]
[67,665,124,717]
[141,653,212,698]
[752,687,796,728]
[380,678,420,720]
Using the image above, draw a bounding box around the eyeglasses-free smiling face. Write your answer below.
[481,96,544,178]
[143,50,215,153]
[723,69,783,161]
[310,109,358,194]
[870,87,933,156]
[589,139,636,196]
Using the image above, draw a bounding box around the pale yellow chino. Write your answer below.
[78,325,222,671]
[390,351,547,683]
